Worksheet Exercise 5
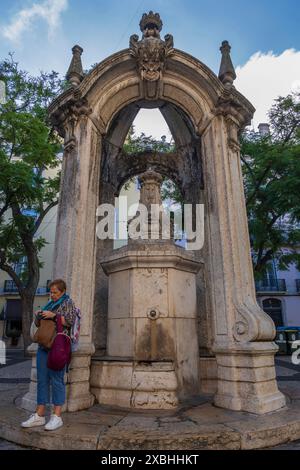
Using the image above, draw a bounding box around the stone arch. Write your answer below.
[113,157,185,199]
[79,48,219,141]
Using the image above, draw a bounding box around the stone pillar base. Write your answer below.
[65,392,95,412]
[199,356,218,394]
[21,393,37,412]
[21,343,38,412]
[213,341,286,414]
[21,342,95,413]
[65,342,95,412]
[90,359,179,409]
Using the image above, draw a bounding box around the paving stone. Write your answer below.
[113,415,159,430]
[183,403,251,425]
[225,407,300,449]
[0,438,30,450]
[270,439,300,450]
[96,423,241,450]
[0,406,101,450]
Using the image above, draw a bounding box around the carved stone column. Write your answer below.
[22,101,101,412]
[93,182,116,355]
[201,113,286,413]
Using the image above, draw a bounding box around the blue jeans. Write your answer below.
[36,346,66,406]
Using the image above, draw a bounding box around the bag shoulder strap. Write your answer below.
[56,314,63,333]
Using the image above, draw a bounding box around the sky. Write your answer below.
[0,0,299,139]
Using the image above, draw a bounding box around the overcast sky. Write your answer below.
[0,0,299,139]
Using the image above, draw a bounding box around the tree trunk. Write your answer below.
[21,293,35,357]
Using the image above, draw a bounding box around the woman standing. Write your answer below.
[21,279,77,431]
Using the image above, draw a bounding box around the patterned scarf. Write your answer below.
[42,293,69,312]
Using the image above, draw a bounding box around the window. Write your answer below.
[262,298,283,327]
[262,261,277,288]
[13,256,27,276]
[3,299,22,338]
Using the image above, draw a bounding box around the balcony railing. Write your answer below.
[296,279,300,293]
[3,280,52,294]
[255,279,287,292]
[36,282,51,295]
[4,280,19,293]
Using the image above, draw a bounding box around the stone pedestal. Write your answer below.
[65,341,95,412]
[91,360,178,409]
[199,357,218,394]
[92,242,202,409]
[213,341,286,414]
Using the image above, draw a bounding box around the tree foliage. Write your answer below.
[241,91,300,277]
[123,125,175,155]
[0,54,63,350]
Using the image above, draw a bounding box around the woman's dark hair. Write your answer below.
[49,279,67,293]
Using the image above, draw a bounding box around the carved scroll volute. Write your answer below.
[63,112,77,154]
[226,117,240,153]
[51,96,92,155]
[232,297,276,343]
[129,11,174,99]
[216,87,253,137]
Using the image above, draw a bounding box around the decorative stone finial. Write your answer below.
[139,168,163,209]
[139,11,163,35]
[218,41,236,88]
[128,168,169,242]
[66,45,84,87]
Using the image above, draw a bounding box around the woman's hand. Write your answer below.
[40,310,56,320]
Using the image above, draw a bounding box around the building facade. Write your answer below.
[0,163,58,348]
[256,256,300,327]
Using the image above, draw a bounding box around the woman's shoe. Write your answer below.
[21,413,46,428]
[45,414,63,431]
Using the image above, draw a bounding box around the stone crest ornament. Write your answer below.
[130,11,174,98]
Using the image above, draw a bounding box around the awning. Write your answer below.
[2,299,22,321]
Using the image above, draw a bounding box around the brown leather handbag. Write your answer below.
[33,319,56,350]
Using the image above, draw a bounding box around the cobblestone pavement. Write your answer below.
[0,348,29,369]
[0,349,32,450]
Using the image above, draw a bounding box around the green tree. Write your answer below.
[123,125,175,154]
[241,91,300,278]
[0,54,63,352]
